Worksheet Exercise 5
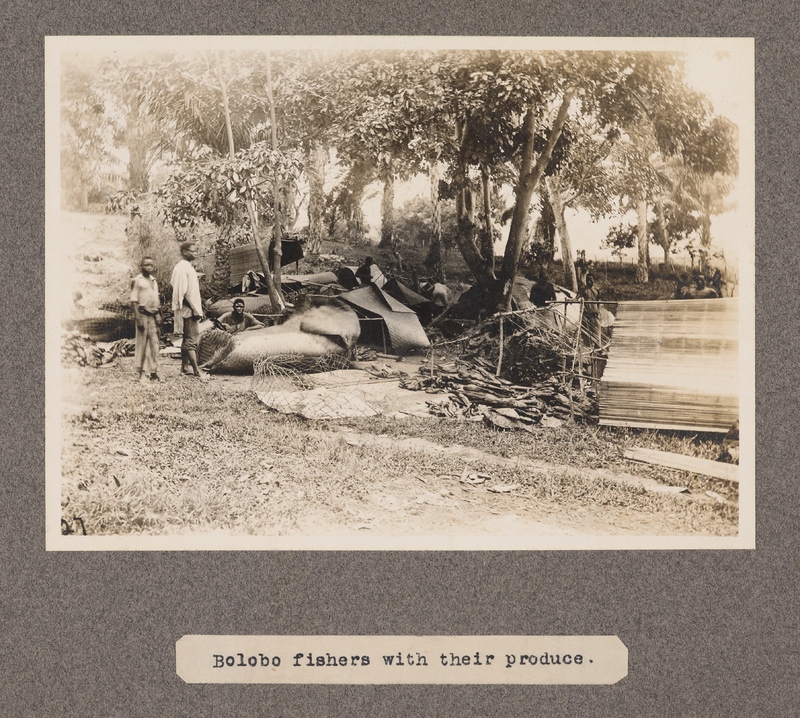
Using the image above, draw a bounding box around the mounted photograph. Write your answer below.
[45,36,754,550]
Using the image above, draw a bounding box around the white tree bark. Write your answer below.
[546,175,578,292]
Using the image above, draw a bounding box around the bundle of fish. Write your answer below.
[62,333,136,368]
[62,332,104,367]
[402,360,594,428]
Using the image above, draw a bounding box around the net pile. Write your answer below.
[429,310,579,384]
[252,356,379,419]
[197,328,235,366]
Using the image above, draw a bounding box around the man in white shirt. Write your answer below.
[170,241,207,380]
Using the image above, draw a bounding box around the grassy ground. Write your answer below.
[60,359,737,538]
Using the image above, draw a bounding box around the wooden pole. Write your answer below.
[496,316,504,377]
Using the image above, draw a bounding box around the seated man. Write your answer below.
[216,298,265,334]
[529,269,557,308]
[355,256,375,286]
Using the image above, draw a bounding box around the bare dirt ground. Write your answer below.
[56,211,738,542]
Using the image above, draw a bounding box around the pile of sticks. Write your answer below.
[402,359,594,426]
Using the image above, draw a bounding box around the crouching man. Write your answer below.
[217,298,265,334]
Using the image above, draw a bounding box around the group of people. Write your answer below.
[129,241,266,385]
[675,270,724,299]
[528,263,603,375]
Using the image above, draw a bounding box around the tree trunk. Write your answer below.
[449,117,496,303]
[426,165,445,283]
[655,200,671,269]
[340,160,373,244]
[635,198,650,283]
[210,221,233,298]
[126,116,151,194]
[380,168,395,249]
[546,176,577,292]
[532,186,556,266]
[265,51,283,289]
[78,182,89,211]
[214,53,236,160]
[700,195,712,273]
[305,141,326,254]
[498,89,576,309]
[480,165,494,263]
[246,199,284,312]
[453,175,496,301]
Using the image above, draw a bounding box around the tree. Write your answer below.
[60,59,122,209]
[328,53,444,257]
[539,117,621,290]
[598,57,738,282]
[159,144,302,309]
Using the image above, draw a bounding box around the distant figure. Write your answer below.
[410,267,421,293]
[575,250,590,289]
[581,273,602,376]
[675,273,691,299]
[688,273,720,299]
[130,256,162,383]
[529,269,557,308]
[217,298,265,334]
[710,269,724,297]
[171,241,207,380]
[420,280,451,315]
[695,273,707,291]
[355,256,375,286]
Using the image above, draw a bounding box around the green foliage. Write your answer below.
[75,47,739,290]
[124,200,182,304]
[157,144,303,229]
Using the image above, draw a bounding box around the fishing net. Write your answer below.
[252,355,379,419]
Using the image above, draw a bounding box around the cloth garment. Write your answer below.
[182,315,201,352]
[170,259,203,335]
[133,313,159,375]
[129,272,160,313]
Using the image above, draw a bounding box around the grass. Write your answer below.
[60,363,738,537]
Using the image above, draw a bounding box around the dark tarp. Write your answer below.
[338,284,430,352]
[382,277,435,324]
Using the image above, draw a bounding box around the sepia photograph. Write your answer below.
[46,35,754,550]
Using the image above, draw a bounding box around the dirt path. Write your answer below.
[290,429,716,538]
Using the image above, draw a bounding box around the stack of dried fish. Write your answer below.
[62,332,134,367]
[62,332,103,366]
[402,360,595,427]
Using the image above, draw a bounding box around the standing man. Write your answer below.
[581,273,602,378]
[171,241,207,380]
[130,256,161,384]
